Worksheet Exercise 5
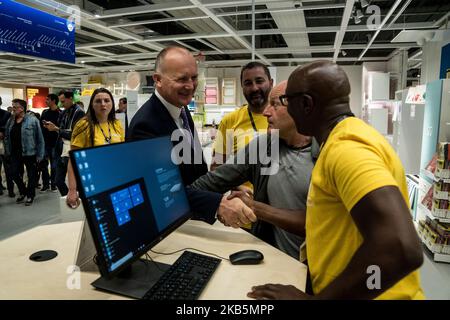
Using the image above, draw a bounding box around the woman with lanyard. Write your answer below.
[66,88,125,208]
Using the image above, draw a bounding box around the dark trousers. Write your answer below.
[0,155,14,193]
[10,155,37,199]
[40,146,58,188]
[55,156,69,196]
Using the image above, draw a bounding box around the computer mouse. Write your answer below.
[229,250,264,265]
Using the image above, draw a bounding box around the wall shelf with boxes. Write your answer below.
[204,78,219,105]
[221,78,236,106]
[417,217,450,263]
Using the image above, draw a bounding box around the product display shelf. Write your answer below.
[419,203,450,224]
[418,230,450,263]
[421,168,438,182]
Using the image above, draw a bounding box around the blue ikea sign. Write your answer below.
[0,0,75,63]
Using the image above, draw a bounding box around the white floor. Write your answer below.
[0,144,449,299]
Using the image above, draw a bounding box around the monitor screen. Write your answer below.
[70,136,192,278]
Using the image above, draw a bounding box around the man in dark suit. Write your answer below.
[128,46,255,227]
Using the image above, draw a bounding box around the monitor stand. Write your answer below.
[91,259,171,299]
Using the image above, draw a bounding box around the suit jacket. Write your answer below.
[0,109,11,134]
[128,94,221,224]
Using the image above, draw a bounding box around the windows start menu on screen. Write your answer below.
[87,178,159,272]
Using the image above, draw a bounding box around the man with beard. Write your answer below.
[211,62,273,171]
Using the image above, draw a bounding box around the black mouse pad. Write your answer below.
[29,250,58,262]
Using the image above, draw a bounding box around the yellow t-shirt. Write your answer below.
[213,105,268,157]
[306,117,424,300]
[71,119,125,148]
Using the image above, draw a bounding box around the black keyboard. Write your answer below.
[142,251,221,300]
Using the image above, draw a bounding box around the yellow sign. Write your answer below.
[27,88,39,99]
[81,88,95,96]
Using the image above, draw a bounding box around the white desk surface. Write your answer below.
[0,219,307,300]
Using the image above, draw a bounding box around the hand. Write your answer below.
[247,284,312,300]
[227,190,253,209]
[217,196,256,228]
[235,185,253,198]
[66,189,81,209]
[44,121,58,132]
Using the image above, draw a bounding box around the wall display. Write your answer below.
[205,78,218,105]
[26,86,49,108]
[0,0,75,63]
[127,90,138,124]
[405,85,426,104]
[221,78,236,105]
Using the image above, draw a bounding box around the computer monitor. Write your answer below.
[69,136,192,298]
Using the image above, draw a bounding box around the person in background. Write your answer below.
[66,88,124,208]
[116,97,128,134]
[247,60,424,300]
[43,91,85,196]
[210,62,272,171]
[58,90,65,108]
[39,94,61,192]
[4,99,44,206]
[0,96,14,196]
[117,97,127,113]
[76,101,85,111]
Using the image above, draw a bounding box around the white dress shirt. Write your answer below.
[155,90,184,129]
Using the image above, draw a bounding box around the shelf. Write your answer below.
[419,203,450,223]
[420,168,437,182]
[419,232,450,263]
[420,168,450,183]
[433,253,450,263]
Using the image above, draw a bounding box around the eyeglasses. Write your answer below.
[279,92,309,106]
[268,100,285,110]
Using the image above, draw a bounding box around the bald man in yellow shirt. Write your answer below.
[245,61,424,300]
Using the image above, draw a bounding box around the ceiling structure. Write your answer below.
[0,0,449,88]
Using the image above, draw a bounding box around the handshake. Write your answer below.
[216,190,256,228]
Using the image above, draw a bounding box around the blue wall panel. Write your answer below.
[0,0,75,63]
[440,43,450,80]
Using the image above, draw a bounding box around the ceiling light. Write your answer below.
[93,9,102,18]
[360,0,369,8]
[81,60,85,64]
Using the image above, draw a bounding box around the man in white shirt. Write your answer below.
[128,46,255,227]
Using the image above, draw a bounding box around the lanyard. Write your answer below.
[98,123,112,144]
[247,106,258,132]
